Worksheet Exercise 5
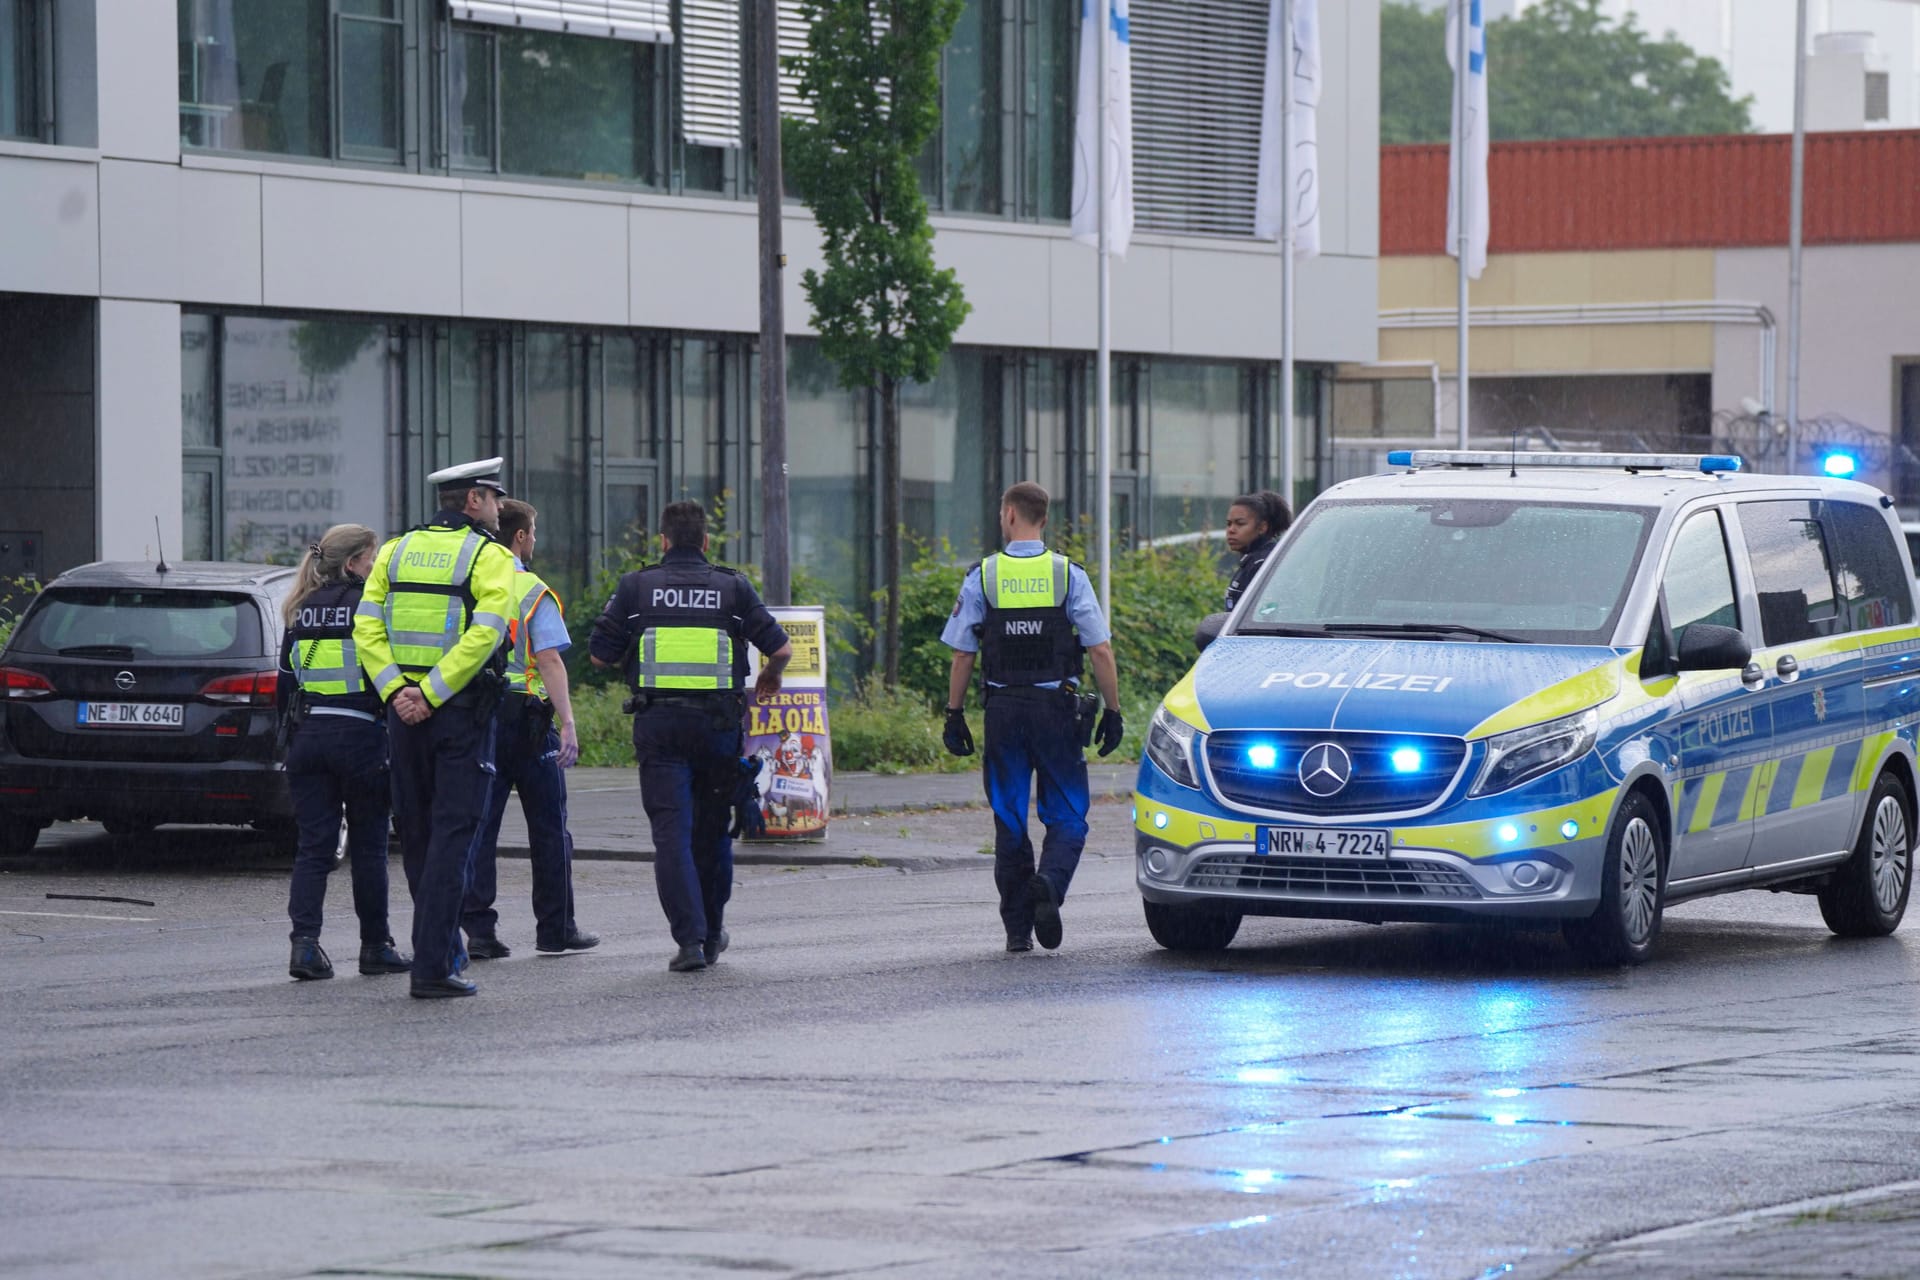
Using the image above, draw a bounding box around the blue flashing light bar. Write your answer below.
[1388,450,1742,475]
[1821,451,1859,479]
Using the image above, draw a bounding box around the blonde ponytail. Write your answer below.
[283,524,379,627]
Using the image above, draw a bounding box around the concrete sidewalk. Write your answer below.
[497,761,1137,869]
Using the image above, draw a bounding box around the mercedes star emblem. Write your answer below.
[1298,742,1353,797]
[114,670,137,691]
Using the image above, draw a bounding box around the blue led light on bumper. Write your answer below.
[1390,747,1423,774]
[1247,744,1279,770]
[1497,823,1520,843]
[1561,819,1580,839]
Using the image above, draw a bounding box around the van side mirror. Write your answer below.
[1194,612,1230,653]
[1674,623,1751,673]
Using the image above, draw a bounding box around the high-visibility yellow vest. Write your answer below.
[506,569,562,698]
[353,516,517,709]
[980,550,1082,686]
[638,626,735,690]
[286,581,372,704]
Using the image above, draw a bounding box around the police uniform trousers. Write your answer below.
[387,691,498,981]
[982,687,1091,937]
[463,695,577,948]
[633,698,740,949]
[286,712,393,944]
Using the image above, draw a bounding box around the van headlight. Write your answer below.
[1146,706,1202,789]
[1470,709,1599,797]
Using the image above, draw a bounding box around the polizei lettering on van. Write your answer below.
[652,587,723,610]
[1258,671,1456,694]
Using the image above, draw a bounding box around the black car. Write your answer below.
[0,561,297,855]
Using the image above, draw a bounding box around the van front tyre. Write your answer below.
[1562,790,1665,966]
[1819,772,1912,938]
[1143,899,1242,952]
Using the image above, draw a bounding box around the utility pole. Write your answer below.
[756,0,791,605]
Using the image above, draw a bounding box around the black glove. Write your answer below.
[729,758,767,840]
[943,707,974,757]
[1095,707,1125,757]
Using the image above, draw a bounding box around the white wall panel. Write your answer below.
[0,155,100,295]
[96,300,182,561]
[262,177,462,316]
[937,225,1053,349]
[100,162,264,306]
[462,193,628,325]
[95,0,178,163]
[629,201,758,332]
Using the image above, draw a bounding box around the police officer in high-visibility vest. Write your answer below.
[277,522,410,982]
[941,482,1124,952]
[354,457,519,999]
[461,498,599,959]
[589,500,791,973]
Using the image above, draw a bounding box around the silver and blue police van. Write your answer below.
[1134,451,1918,964]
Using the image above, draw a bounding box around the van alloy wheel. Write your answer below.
[1619,818,1661,944]
[1563,789,1666,966]
[1821,773,1913,938]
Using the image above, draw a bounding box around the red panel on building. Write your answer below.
[1381,130,1920,255]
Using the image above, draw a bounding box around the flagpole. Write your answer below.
[1096,0,1113,619]
[1786,0,1807,474]
[1454,0,1471,448]
[1279,0,1296,511]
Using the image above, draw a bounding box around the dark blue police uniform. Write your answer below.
[589,547,788,968]
[278,578,405,978]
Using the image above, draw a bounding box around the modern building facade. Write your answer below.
[0,0,1382,622]
[1346,128,1920,501]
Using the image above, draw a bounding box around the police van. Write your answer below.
[1134,451,1918,964]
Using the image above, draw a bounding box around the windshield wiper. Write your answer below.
[58,644,137,659]
[1235,623,1332,637]
[1322,622,1524,644]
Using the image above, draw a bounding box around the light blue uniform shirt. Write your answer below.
[941,540,1110,688]
[514,555,571,655]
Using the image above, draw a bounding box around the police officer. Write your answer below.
[1223,489,1291,611]
[279,522,409,982]
[354,458,519,999]
[589,500,791,972]
[941,482,1124,952]
[462,498,599,959]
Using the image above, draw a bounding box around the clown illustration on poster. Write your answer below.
[743,606,831,839]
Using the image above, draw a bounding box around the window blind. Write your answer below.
[681,0,742,146]
[1129,0,1266,238]
[450,1,673,44]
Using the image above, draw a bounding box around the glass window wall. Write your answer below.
[497,28,660,185]
[178,0,332,157]
[338,0,403,162]
[525,331,589,599]
[206,315,390,562]
[2,0,39,141]
[942,0,1003,214]
[1147,360,1249,540]
[901,349,992,559]
[788,341,868,611]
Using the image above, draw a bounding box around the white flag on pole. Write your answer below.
[1071,0,1135,257]
[1254,0,1320,255]
[1447,0,1489,279]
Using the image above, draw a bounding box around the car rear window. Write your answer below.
[11,589,265,660]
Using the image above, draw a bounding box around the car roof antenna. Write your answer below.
[1509,427,1519,479]
[154,516,170,575]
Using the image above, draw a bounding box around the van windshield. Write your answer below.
[1241,499,1653,646]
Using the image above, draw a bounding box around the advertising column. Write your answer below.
[743,606,830,840]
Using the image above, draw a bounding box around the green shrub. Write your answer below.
[829,680,979,774]
[573,684,635,769]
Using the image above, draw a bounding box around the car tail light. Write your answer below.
[200,671,278,706]
[1,667,55,700]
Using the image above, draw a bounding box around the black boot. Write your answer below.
[289,936,334,980]
[358,937,410,975]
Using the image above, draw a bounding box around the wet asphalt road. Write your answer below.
[4,805,1920,1279]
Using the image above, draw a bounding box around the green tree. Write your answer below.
[783,0,972,689]
[1382,0,1753,144]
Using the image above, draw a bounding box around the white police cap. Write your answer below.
[427,456,507,494]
